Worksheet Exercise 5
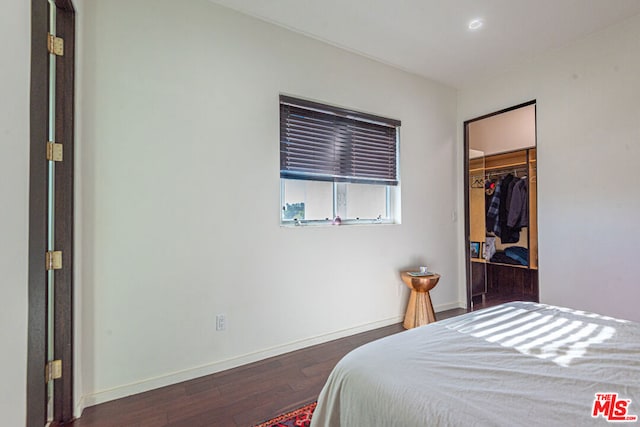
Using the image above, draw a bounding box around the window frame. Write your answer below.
[279,96,401,226]
[280,180,395,226]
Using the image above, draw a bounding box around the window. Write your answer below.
[280,95,401,225]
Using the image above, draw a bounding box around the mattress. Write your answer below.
[311,302,640,426]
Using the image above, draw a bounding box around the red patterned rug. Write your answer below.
[255,402,317,427]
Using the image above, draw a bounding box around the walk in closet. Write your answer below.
[464,102,538,309]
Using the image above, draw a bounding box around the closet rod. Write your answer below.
[472,167,535,181]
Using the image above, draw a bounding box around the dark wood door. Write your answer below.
[27,0,75,424]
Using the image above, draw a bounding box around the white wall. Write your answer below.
[458,14,640,321]
[77,0,459,408]
[0,0,30,424]
[73,0,86,415]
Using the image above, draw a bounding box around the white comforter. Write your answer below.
[311,302,640,426]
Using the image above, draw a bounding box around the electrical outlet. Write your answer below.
[216,314,226,331]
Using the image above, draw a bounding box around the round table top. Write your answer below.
[400,271,440,292]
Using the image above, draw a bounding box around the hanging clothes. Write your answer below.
[507,177,528,228]
[497,174,520,243]
[484,179,497,218]
[486,173,523,243]
[496,174,514,234]
[486,180,501,233]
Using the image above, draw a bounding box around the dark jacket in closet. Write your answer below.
[497,174,520,243]
[507,178,528,228]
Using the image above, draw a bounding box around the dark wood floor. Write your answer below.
[68,308,466,427]
[472,286,538,311]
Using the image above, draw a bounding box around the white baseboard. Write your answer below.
[79,314,405,411]
[435,300,467,312]
[74,395,85,419]
[78,300,465,414]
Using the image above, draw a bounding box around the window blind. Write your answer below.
[280,96,400,186]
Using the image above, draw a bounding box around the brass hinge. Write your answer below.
[46,141,63,162]
[45,360,62,383]
[45,251,63,270]
[47,33,64,56]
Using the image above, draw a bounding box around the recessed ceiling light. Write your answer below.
[468,19,484,31]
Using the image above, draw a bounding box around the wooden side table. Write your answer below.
[400,271,440,329]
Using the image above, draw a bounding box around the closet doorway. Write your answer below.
[464,101,538,311]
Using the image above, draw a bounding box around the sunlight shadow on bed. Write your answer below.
[446,303,621,367]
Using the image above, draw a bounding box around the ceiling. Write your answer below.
[209,0,640,89]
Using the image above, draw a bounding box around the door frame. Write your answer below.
[463,100,537,311]
[27,0,75,424]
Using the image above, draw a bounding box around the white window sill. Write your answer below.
[280,220,399,228]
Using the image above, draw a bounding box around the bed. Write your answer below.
[311,301,640,426]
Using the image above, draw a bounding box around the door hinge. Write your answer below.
[45,360,62,383]
[46,141,63,162]
[45,251,63,271]
[47,33,64,56]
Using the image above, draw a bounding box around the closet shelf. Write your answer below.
[484,161,527,171]
[471,259,531,270]
[470,161,534,175]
